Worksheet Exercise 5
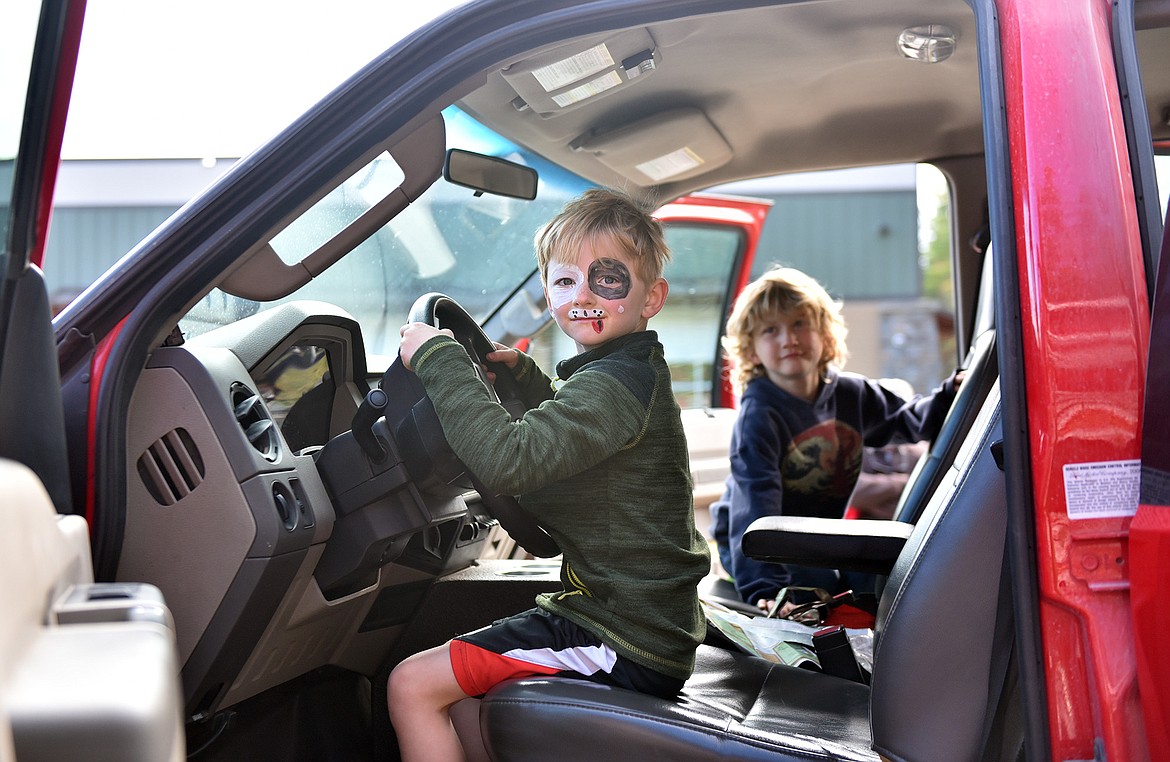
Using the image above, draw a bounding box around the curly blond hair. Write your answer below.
[534,188,669,287]
[722,267,848,393]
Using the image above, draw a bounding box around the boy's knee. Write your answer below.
[387,646,461,714]
[387,657,423,713]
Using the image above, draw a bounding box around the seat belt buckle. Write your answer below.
[812,625,867,683]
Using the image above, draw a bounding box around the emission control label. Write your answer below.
[1062,459,1140,519]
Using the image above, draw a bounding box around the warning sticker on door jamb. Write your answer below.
[1062,459,1140,519]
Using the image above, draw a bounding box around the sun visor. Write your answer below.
[501,29,660,117]
[570,108,732,186]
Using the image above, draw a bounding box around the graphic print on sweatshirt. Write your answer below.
[781,420,864,500]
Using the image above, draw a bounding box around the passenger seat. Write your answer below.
[478,381,1017,761]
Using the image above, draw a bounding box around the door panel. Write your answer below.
[1,458,185,761]
[2,2,188,759]
[0,0,84,511]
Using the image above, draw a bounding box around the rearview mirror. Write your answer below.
[443,149,538,200]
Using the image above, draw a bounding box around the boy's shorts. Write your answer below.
[450,607,684,699]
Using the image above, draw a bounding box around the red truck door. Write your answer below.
[655,193,771,410]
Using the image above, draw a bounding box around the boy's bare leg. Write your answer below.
[387,642,471,762]
[450,699,491,762]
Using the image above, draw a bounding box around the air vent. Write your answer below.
[137,427,205,505]
[230,382,279,461]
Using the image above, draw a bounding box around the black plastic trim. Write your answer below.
[969,1,1052,759]
[1113,0,1164,304]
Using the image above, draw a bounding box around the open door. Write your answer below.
[0,0,80,513]
[1,2,186,758]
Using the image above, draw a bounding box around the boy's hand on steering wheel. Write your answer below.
[482,342,521,383]
[485,342,520,367]
[399,322,453,371]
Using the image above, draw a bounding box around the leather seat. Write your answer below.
[480,383,1014,761]
[699,327,999,616]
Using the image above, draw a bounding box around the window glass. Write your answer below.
[180,106,593,370]
[657,225,741,408]
[1156,154,1170,221]
[717,164,955,397]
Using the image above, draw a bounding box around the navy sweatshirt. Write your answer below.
[710,370,956,605]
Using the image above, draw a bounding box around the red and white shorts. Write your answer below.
[450,607,683,699]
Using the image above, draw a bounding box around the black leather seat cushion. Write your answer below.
[481,644,877,761]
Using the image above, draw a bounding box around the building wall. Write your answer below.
[43,158,233,305]
[44,206,175,306]
[750,190,920,299]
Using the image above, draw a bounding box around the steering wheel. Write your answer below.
[405,293,560,558]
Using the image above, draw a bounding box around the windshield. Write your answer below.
[181,106,594,370]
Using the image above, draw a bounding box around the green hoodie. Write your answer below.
[413,330,709,679]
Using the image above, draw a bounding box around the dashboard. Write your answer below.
[116,301,500,719]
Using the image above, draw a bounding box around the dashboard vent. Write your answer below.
[230,382,279,461]
[138,428,205,505]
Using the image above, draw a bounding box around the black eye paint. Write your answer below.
[588,258,632,300]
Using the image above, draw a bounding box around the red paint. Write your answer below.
[999,0,1150,757]
[656,194,772,408]
[31,0,87,269]
[1129,505,1170,757]
[85,317,127,528]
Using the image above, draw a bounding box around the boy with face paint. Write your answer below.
[390,188,709,762]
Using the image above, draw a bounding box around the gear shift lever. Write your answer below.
[352,388,389,462]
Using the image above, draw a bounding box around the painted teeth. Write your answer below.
[568,308,605,319]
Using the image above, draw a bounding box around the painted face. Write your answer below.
[545,238,660,352]
[749,308,825,399]
[587,258,632,300]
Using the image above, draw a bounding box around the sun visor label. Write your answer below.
[551,71,623,107]
[1063,459,1140,519]
[532,44,615,92]
[636,147,703,182]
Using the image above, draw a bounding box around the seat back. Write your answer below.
[478,383,1015,762]
[871,382,1014,761]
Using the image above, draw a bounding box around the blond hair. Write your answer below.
[535,188,669,286]
[722,267,848,393]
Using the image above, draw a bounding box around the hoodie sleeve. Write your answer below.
[507,349,557,408]
[853,373,959,447]
[412,336,644,496]
[725,397,797,605]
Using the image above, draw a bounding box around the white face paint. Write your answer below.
[567,308,606,319]
[545,262,586,309]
